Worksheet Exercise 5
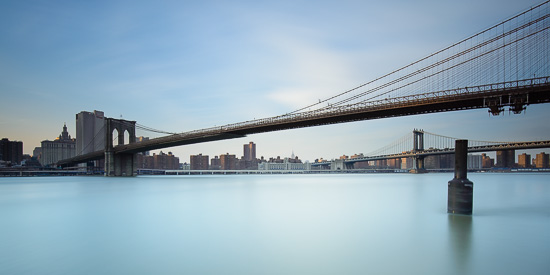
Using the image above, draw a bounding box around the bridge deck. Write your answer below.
[58,77,550,166]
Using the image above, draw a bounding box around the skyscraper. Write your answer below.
[76,110,105,155]
[243,142,256,161]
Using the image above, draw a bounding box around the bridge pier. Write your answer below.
[410,156,426,174]
[104,118,137,177]
[448,140,473,215]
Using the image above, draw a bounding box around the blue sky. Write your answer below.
[1,0,549,162]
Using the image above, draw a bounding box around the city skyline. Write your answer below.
[2,0,549,163]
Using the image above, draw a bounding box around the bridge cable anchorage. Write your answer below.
[288,1,549,114]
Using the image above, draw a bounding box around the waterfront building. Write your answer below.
[76,110,105,155]
[467,154,482,169]
[137,153,154,169]
[243,142,256,161]
[517,153,531,168]
[0,138,23,165]
[220,153,237,170]
[481,153,494,168]
[190,154,209,170]
[153,151,180,170]
[534,152,549,168]
[210,156,221,170]
[40,123,76,166]
[496,150,515,168]
[258,157,311,170]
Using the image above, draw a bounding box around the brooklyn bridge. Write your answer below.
[58,1,550,176]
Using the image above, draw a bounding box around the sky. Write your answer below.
[1,0,549,163]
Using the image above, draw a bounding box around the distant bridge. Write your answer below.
[312,130,550,171]
[58,2,550,176]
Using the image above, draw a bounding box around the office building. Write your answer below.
[40,123,76,166]
[76,110,105,155]
[0,138,23,165]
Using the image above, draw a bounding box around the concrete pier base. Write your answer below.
[448,140,474,215]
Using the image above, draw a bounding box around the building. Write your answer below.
[534,152,549,168]
[220,153,237,170]
[481,153,494,168]
[153,151,180,170]
[76,110,105,155]
[517,153,531,168]
[467,154,482,169]
[210,156,221,170]
[496,150,515,168]
[137,153,154,169]
[33,147,42,160]
[0,138,23,165]
[258,157,311,170]
[243,142,256,161]
[190,154,209,170]
[40,123,76,166]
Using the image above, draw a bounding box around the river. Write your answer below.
[0,173,548,274]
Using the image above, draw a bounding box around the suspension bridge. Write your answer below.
[314,129,550,171]
[58,1,550,176]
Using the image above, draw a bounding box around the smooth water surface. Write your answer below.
[1,173,549,274]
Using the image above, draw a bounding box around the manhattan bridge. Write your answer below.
[59,1,550,176]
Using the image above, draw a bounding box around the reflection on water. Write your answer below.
[448,214,472,275]
[0,174,549,275]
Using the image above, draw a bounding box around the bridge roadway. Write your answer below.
[312,140,550,166]
[58,77,550,166]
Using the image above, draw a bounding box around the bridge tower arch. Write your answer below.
[105,118,137,176]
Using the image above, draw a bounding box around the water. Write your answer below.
[0,173,549,275]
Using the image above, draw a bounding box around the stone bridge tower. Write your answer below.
[104,118,137,176]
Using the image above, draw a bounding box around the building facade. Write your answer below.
[220,153,237,170]
[76,110,105,155]
[481,153,494,168]
[0,138,23,165]
[517,153,531,168]
[243,142,256,161]
[190,154,209,170]
[258,158,311,170]
[210,156,221,170]
[534,152,549,168]
[40,123,76,166]
[496,150,515,168]
[153,151,180,170]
